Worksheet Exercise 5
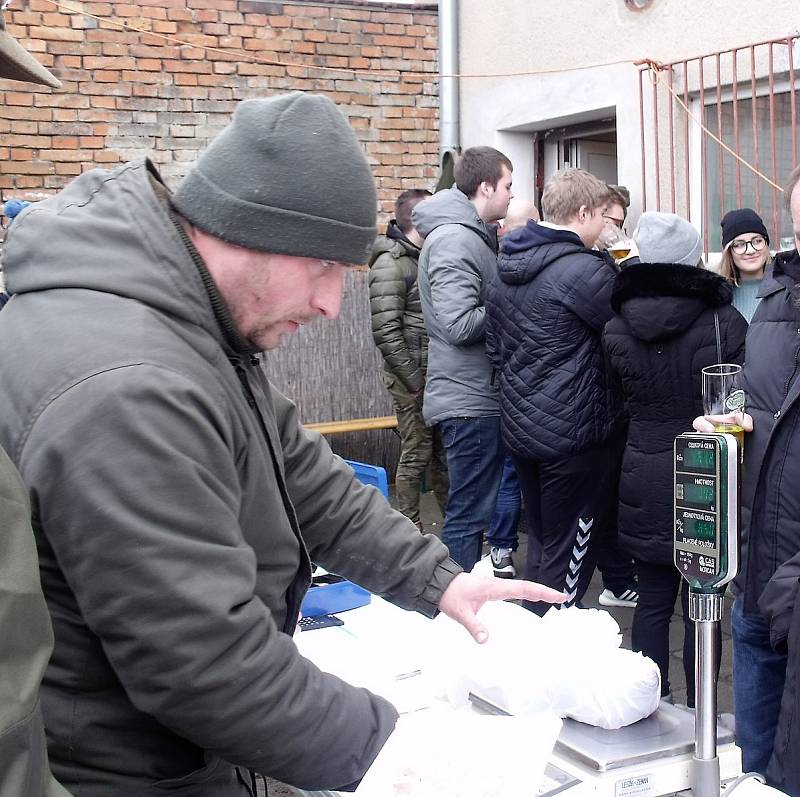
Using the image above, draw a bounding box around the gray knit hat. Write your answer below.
[634,211,703,266]
[172,93,377,265]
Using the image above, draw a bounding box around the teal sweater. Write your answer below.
[733,278,763,323]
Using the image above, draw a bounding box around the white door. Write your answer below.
[576,140,618,184]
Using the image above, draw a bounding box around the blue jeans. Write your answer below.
[487,453,521,551]
[732,598,788,774]
[437,416,505,571]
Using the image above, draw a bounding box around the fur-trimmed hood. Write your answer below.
[611,262,734,342]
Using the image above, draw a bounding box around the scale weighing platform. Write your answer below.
[539,704,738,796]
[462,692,740,797]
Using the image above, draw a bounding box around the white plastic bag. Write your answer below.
[427,601,660,729]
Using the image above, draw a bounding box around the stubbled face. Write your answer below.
[484,165,514,223]
[730,232,769,280]
[193,231,347,351]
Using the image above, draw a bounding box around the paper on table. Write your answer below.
[294,597,437,713]
[354,707,562,797]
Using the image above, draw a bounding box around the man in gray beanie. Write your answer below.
[0,92,563,796]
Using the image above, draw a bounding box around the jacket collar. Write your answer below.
[151,172,257,356]
[611,261,732,313]
[759,251,800,299]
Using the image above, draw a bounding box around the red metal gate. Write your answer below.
[638,36,799,255]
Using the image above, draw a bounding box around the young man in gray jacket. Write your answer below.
[0,94,562,796]
[414,147,513,572]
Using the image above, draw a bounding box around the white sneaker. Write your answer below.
[490,547,515,579]
[598,587,639,608]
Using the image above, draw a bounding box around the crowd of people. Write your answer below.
[3,11,800,791]
[369,147,800,790]
[0,29,568,796]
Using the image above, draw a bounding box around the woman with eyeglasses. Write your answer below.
[719,208,771,323]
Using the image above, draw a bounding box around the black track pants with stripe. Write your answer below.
[512,436,622,616]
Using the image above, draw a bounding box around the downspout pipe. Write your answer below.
[438,0,460,164]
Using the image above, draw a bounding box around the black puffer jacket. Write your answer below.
[734,251,800,651]
[368,221,428,393]
[602,263,747,563]
[768,584,800,792]
[486,221,622,461]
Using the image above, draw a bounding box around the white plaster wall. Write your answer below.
[456,0,800,224]
[458,0,799,79]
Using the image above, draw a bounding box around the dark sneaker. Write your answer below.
[598,586,639,608]
[490,546,515,579]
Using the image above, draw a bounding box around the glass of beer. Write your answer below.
[608,237,634,262]
[701,363,745,456]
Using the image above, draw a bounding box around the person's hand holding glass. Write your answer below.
[598,212,635,263]
[693,363,751,461]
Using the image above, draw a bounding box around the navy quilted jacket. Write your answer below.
[485,221,622,462]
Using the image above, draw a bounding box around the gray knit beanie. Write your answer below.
[172,92,377,265]
[634,211,703,266]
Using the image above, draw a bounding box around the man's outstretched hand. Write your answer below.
[438,572,566,644]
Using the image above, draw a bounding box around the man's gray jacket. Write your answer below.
[0,159,461,796]
[413,188,500,425]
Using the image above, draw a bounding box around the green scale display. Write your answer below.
[674,433,739,592]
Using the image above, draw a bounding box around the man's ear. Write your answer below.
[577,205,589,223]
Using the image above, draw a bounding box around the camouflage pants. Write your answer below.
[384,373,449,524]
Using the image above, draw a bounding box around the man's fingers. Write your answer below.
[485,578,566,605]
[693,413,754,433]
[693,416,715,432]
[459,614,489,644]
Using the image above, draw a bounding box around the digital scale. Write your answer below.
[673,432,740,797]
[299,432,747,797]
[523,432,742,797]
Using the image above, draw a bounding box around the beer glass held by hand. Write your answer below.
[601,226,635,263]
[702,363,745,457]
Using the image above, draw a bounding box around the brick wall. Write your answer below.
[0,0,440,233]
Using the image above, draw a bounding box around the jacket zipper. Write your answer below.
[229,354,312,629]
[776,344,800,419]
[233,357,257,410]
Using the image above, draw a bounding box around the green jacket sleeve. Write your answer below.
[368,252,425,393]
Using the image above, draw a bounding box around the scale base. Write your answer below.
[546,703,741,797]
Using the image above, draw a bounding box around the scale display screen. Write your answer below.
[687,517,715,539]
[683,447,716,471]
[681,482,715,505]
[673,433,739,591]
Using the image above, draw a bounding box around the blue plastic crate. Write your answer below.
[300,577,371,617]
[344,459,389,498]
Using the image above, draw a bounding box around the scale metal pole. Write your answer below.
[690,590,723,797]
